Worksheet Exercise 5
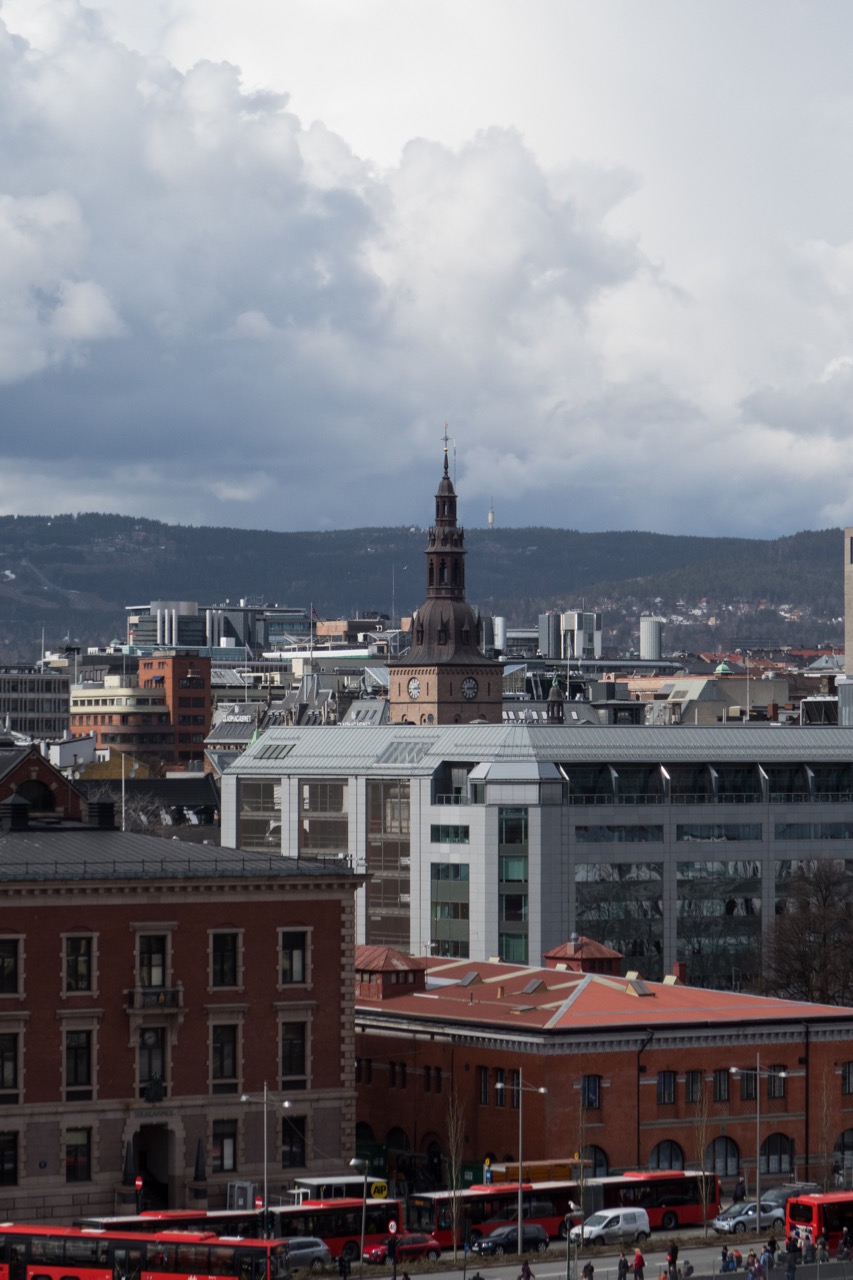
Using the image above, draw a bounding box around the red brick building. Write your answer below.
[70,651,212,767]
[0,802,360,1220]
[355,948,853,1193]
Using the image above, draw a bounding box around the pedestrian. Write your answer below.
[766,1237,777,1260]
[521,1260,535,1280]
[733,1177,747,1204]
[784,1235,799,1280]
[634,1246,646,1280]
[682,1263,694,1279]
[667,1241,680,1280]
[582,1262,594,1280]
[816,1235,829,1264]
[618,1252,630,1280]
[721,1246,730,1274]
[839,1227,851,1261]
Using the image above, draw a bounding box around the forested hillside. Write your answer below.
[0,513,843,662]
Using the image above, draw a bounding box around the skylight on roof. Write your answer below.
[254,742,295,760]
[376,740,431,766]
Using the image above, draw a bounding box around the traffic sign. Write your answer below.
[135,1176,143,1190]
[388,1220,397,1234]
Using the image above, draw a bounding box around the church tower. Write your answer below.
[389,434,502,724]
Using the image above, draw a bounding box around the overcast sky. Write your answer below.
[2,0,853,538]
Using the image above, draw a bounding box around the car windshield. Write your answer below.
[584,1214,608,1228]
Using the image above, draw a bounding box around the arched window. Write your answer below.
[386,1126,410,1155]
[583,1144,609,1177]
[355,1121,375,1145]
[705,1136,740,1177]
[16,779,54,811]
[761,1132,793,1175]
[649,1140,685,1170]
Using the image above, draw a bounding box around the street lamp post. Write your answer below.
[496,1068,547,1252]
[240,1083,293,1233]
[730,1054,790,1224]
[349,1157,368,1278]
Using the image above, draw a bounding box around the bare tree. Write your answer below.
[85,781,170,837]
[764,860,853,1004]
[446,1086,466,1262]
[815,1065,836,1191]
[692,1072,712,1238]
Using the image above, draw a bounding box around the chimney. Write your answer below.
[87,801,116,830]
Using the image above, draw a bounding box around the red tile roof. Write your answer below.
[354,956,853,1033]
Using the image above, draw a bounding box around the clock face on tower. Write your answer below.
[461,676,479,699]
[407,677,421,700]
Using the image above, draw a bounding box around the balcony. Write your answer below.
[125,985,183,1010]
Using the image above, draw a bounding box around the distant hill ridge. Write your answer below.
[0,513,843,660]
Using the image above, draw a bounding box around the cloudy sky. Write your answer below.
[2,0,853,538]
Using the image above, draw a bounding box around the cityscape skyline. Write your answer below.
[2,2,853,538]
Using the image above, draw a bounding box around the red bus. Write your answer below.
[77,1201,403,1263]
[406,1181,582,1248]
[0,1224,289,1280]
[589,1171,721,1232]
[787,1192,853,1249]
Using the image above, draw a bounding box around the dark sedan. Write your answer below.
[471,1225,549,1257]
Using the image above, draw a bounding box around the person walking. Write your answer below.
[520,1260,535,1280]
[618,1251,629,1280]
[633,1246,646,1280]
[784,1234,799,1280]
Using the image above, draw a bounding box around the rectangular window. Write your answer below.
[499,808,528,845]
[843,1062,853,1096]
[65,1030,92,1101]
[510,1068,521,1110]
[139,1027,166,1099]
[714,1068,730,1103]
[0,1034,18,1101]
[281,1022,307,1089]
[398,1063,407,1089]
[212,1026,238,1094]
[686,1070,703,1104]
[768,1066,787,1100]
[434,1066,442,1094]
[65,937,93,993]
[139,935,167,988]
[740,1070,757,1102]
[430,825,470,844]
[212,934,238,988]
[582,1074,602,1109]
[0,940,19,995]
[0,1132,17,1185]
[424,1066,431,1092]
[657,1071,676,1105]
[66,1128,91,1183]
[281,932,307,985]
[478,1066,489,1105]
[282,1115,306,1168]
[495,1067,505,1106]
[212,1120,237,1174]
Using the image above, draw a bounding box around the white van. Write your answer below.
[570,1208,650,1245]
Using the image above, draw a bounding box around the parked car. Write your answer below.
[569,1209,650,1246]
[471,1225,549,1256]
[712,1201,786,1235]
[287,1239,332,1273]
[760,1183,821,1209]
[363,1233,441,1264]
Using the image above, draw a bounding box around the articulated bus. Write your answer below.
[77,1200,403,1263]
[787,1193,853,1249]
[407,1182,583,1248]
[407,1171,719,1248]
[588,1171,720,1232]
[0,1224,289,1280]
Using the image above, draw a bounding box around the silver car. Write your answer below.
[712,1201,786,1235]
[287,1238,332,1272]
